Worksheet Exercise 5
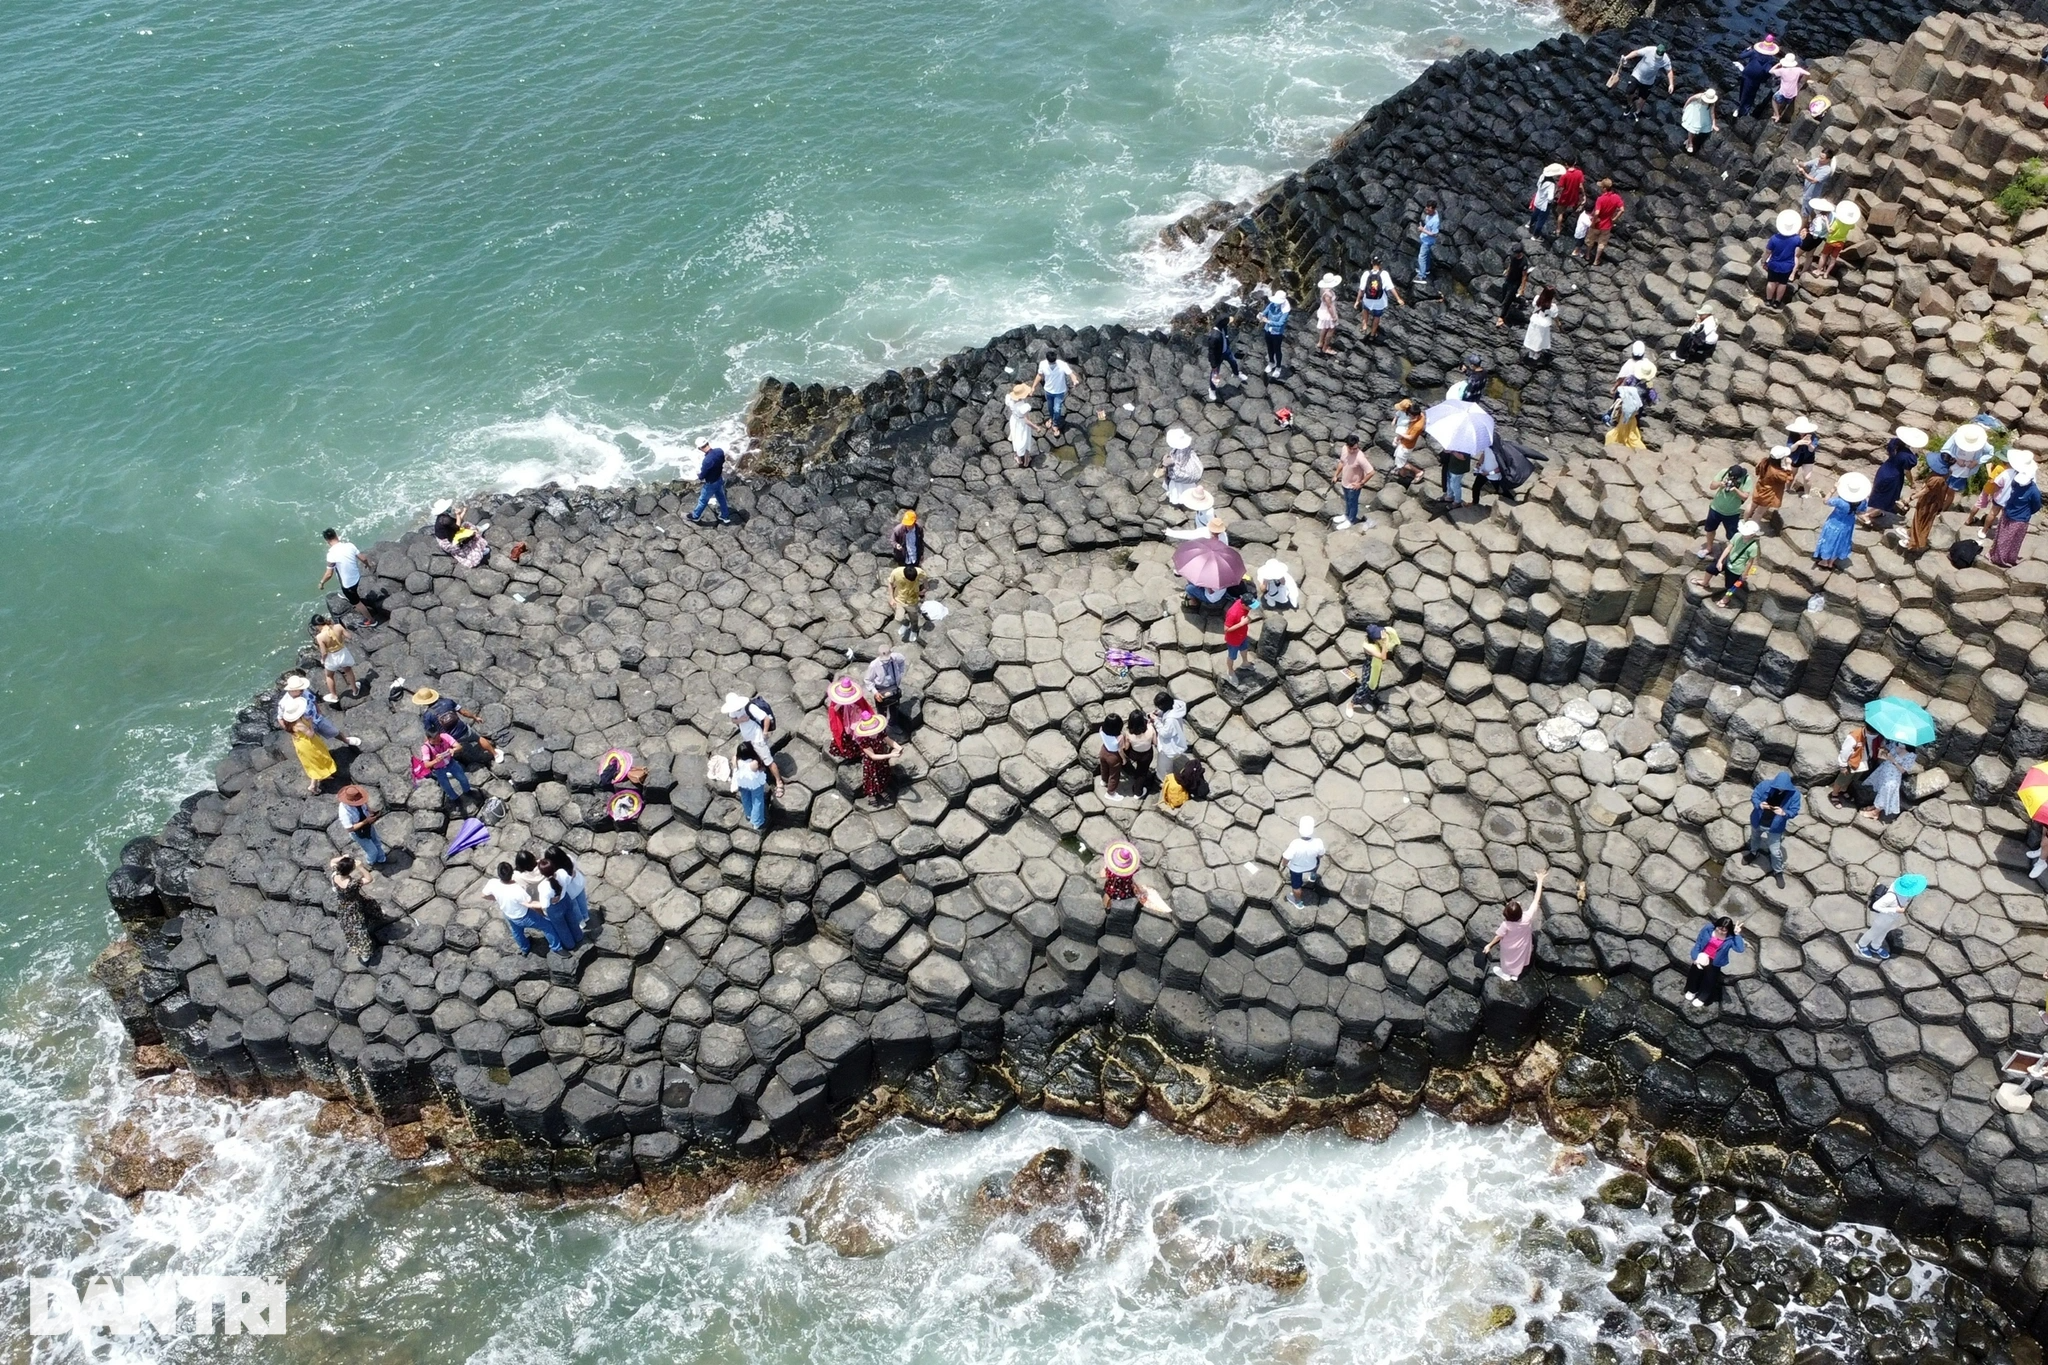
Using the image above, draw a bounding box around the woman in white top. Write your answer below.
[1522,287,1559,363]
[1005,382,1041,468]
[1315,274,1341,354]
[1158,428,1204,505]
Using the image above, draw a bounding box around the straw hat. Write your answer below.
[1775,52,1799,68]
[1894,873,1928,898]
[1183,485,1216,511]
[1755,35,1779,54]
[851,713,889,739]
[828,676,863,706]
[1895,426,1928,450]
[1836,472,1873,501]
[411,687,440,706]
[1204,513,1230,538]
[1737,519,1761,537]
[1953,423,1990,453]
[1699,89,1719,105]
[1541,162,1567,178]
[1165,427,1194,450]
[1809,197,1835,216]
[277,696,309,723]
[1626,357,1658,382]
[1009,381,1034,400]
[1786,415,1817,435]
[1774,209,1803,236]
[339,785,370,807]
[283,676,310,693]
[1104,842,1141,876]
[1317,272,1342,290]
[1832,200,1861,227]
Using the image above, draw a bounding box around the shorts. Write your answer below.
[322,649,356,671]
[338,582,363,604]
[1766,268,1792,285]
[1362,299,1389,315]
[1289,868,1316,890]
[1227,643,1248,663]
[1703,508,1741,536]
[1584,227,1612,252]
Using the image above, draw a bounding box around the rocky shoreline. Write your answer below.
[87,0,2048,1355]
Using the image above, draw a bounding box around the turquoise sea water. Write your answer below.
[0,0,1576,1355]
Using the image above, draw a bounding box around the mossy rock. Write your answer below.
[1567,1225,1604,1265]
[1647,1134,1701,1190]
[1606,1257,1647,1303]
[1597,1171,1648,1209]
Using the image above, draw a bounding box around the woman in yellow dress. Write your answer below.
[291,718,337,792]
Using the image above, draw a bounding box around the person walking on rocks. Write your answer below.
[853,713,900,807]
[1576,180,1624,267]
[690,441,730,526]
[891,510,924,569]
[317,529,377,629]
[1793,199,1833,282]
[289,718,336,794]
[1763,209,1803,307]
[1482,868,1547,982]
[481,862,562,956]
[1414,203,1441,285]
[1151,690,1189,772]
[1813,472,1869,572]
[1902,423,1984,552]
[722,692,785,796]
[534,860,583,952]
[1034,350,1078,429]
[1614,42,1674,119]
[1769,52,1809,121]
[1682,915,1746,1010]
[1745,771,1800,887]
[1856,874,1926,960]
[279,676,359,748]
[1797,148,1833,210]
[1222,594,1251,678]
[1696,519,1762,608]
[326,854,379,964]
[1259,289,1291,377]
[865,650,907,721]
[1353,258,1404,340]
[1731,33,1780,117]
[1343,623,1401,717]
[1990,451,2041,568]
[826,675,874,761]
[1816,200,1859,279]
[336,784,387,867]
[1097,712,1127,798]
[1389,398,1426,485]
[887,563,924,643]
[1281,816,1326,909]
[1828,720,1880,806]
[1100,842,1148,910]
[1123,707,1157,796]
[412,727,475,812]
[1528,164,1563,238]
[313,615,361,703]
[1605,366,1651,450]
[1315,274,1342,354]
[1783,415,1822,498]
[1865,426,1926,527]
[1005,382,1043,467]
[735,752,771,831]
[1680,87,1718,153]
[1747,446,1795,518]
[1158,427,1203,505]
[1861,742,1917,824]
[1522,287,1559,365]
[542,845,591,932]
[1695,462,1752,562]
[1494,241,1531,329]
[1551,165,1584,242]
[1332,433,1373,529]
[1207,310,1245,398]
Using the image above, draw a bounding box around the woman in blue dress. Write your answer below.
[1814,471,1870,570]
[1863,425,1925,526]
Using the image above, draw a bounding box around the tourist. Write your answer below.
[1615,42,1674,118]
[1967,442,2019,539]
[689,442,730,525]
[1343,623,1401,717]
[1097,712,1126,798]
[1259,289,1291,377]
[735,753,771,831]
[278,675,358,748]
[853,713,900,807]
[1577,179,1624,267]
[1523,286,1560,365]
[1440,440,1473,508]
[1281,816,1326,909]
[1415,202,1441,284]
[1794,199,1833,281]
[1099,841,1147,909]
[1494,241,1529,328]
[1695,461,1753,561]
[326,855,378,965]
[886,563,924,643]
[317,528,377,628]
[1747,445,1796,518]
[1223,594,1251,677]
[1159,427,1203,505]
[1770,52,1809,121]
[1763,208,1803,307]
[336,784,386,866]
[1671,306,1720,366]
[1255,558,1301,612]
[289,718,336,794]
[1315,273,1341,354]
[1856,874,1926,960]
[1784,414,1822,497]
[534,860,582,951]
[1468,442,1504,510]
[541,846,590,932]
[412,687,502,763]
[1330,433,1374,529]
[825,676,873,761]
[2029,820,2048,882]
[1696,519,1763,608]
[1903,423,1984,551]
[1034,349,1078,428]
[480,862,560,956]
[1528,164,1563,237]
[432,504,492,568]
[864,649,907,720]
[1450,353,1490,405]
[1124,707,1157,796]
[1551,164,1585,242]
[1816,200,1859,278]
[1152,690,1189,771]
[891,510,923,568]
[1814,472,1869,571]
[1178,485,1221,541]
[1605,368,1651,450]
[1865,426,1925,526]
[1681,87,1719,153]
[1797,148,1834,209]
[412,727,474,811]
[1990,451,2041,567]
[1745,770,1801,886]
[1005,382,1041,467]
[1482,869,1548,982]
[1389,398,1426,485]
[1353,257,1404,340]
[1088,408,1116,461]
[1829,720,1881,805]
[310,615,360,704]
[1682,915,1747,1010]
[1732,33,1781,117]
[721,692,785,796]
[1861,741,1918,823]
[1207,310,1245,399]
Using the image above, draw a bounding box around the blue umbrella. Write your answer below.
[1864,697,1935,746]
[445,817,491,857]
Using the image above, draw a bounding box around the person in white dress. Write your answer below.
[1522,286,1559,363]
[1004,382,1042,467]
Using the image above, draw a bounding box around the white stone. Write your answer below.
[1537,716,1586,752]
[1644,742,1681,774]
[1578,728,1611,753]
[1563,698,1601,728]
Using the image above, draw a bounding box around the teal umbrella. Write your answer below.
[1864,697,1935,746]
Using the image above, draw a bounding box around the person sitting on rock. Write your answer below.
[1100,841,1153,910]
[1827,721,1880,807]
[852,714,900,808]
[1860,742,1917,824]
[433,504,492,569]
[1745,771,1800,887]
[1343,623,1401,717]
[1682,915,1746,1010]
[1856,873,1926,960]
[1671,305,1718,364]
[1482,868,1548,982]
[412,687,502,764]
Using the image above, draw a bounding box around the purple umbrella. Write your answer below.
[445,817,491,858]
[1172,538,1246,590]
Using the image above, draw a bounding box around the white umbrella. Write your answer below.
[1424,398,1496,457]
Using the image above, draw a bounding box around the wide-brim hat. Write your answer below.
[1258,558,1289,581]
[1954,423,1990,453]
[2009,448,2038,473]
[1183,485,1215,511]
[1836,472,1873,501]
[721,691,750,717]
[411,687,440,706]
[1895,426,1928,450]
[1270,290,1289,306]
[1809,197,1835,215]
[430,499,453,516]
[852,713,889,739]
[1541,162,1567,178]
[1786,415,1818,435]
[1774,209,1804,235]
[1770,444,1793,462]
[1009,382,1034,400]
[1627,358,1658,382]
[283,675,310,693]
[1775,52,1799,68]
[278,696,309,723]
[1104,842,1141,876]
[1699,89,1719,104]
[1833,200,1861,226]
[1894,873,1928,897]
[1165,427,1194,450]
[339,785,369,806]
[1755,36,1780,54]
[1737,519,1761,536]
[828,676,863,706]
[1317,273,1342,290]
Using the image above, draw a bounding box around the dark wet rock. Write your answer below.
[1598,1173,1648,1210]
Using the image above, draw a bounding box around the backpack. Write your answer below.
[746,696,776,732]
[1949,539,1983,569]
[1865,880,1890,911]
[1177,756,1210,801]
[1363,273,1385,301]
[1161,774,1190,809]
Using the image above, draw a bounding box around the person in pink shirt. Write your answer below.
[1770,53,1809,122]
[1482,869,1548,981]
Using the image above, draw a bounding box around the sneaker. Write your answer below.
[1774,870,1786,889]
[1207,387,1218,402]
[324,692,339,704]
[1332,516,1351,529]
[345,735,363,747]
[1857,945,1882,959]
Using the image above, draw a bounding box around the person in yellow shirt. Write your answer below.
[1343,624,1401,716]
[887,564,924,642]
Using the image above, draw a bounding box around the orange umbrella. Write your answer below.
[2020,765,2048,824]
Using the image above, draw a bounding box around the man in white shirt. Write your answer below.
[1615,43,1674,117]
[1281,816,1327,909]
[480,863,559,955]
[1034,350,1079,429]
[318,528,377,628]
